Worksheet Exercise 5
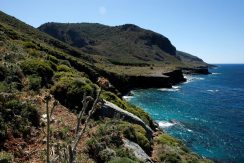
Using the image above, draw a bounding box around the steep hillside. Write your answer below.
[38,23,208,75]
[0,10,212,162]
[38,23,176,62]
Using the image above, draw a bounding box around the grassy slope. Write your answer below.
[0,10,211,162]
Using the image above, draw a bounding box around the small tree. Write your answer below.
[44,94,58,163]
[45,77,109,163]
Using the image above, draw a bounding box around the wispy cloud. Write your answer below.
[99,6,107,16]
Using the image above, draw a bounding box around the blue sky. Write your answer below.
[1,0,244,63]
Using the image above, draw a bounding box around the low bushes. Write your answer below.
[85,120,139,163]
[0,151,14,163]
[153,133,212,163]
[28,75,42,91]
[118,122,151,154]
[57,64,73,73]
[20,59,54,86]
[0,64,6,81]
[108,157,138,163]
[0,95,40,140]
[0,116,6,141]
[51,76,97,111]
[155,133,184,147]
[0,63,24,92]
[22,41,40,50]
[159,153,181,163]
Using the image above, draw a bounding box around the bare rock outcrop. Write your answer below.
[96,100,154,138]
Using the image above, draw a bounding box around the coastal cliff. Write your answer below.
[182,67,211,74]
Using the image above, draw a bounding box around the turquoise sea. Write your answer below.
[126,64,244,162]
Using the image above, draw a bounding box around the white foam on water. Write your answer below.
[212,73,221,75]
[191,77,205,81]
[158,88,179,92]
[184,75,205,83]
[207,89,219,92]
[158,121,175,128]
[172,85,180,89]
[158,85,180,92]
[123,95,134,100]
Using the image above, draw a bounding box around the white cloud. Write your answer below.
[99,6,107,16]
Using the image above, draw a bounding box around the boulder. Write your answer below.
[123,139,153,163]
[96,100,154,139]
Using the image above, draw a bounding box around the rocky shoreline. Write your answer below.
[104,67,210,96]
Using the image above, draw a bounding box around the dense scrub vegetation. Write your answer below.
[0,93,40,144]
[51,76,97,111]
[152,134,212,163]
[85,120,141,163]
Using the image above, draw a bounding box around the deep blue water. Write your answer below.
[126,64,244,162]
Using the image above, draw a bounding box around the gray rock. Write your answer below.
[123,139,153,163]
[97,100,154,139]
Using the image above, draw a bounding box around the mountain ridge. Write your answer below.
[38,22,209,73]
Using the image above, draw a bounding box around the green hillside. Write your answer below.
[38,22,208,75]
[0,10,211,162]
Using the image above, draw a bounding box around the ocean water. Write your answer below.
[126,64,244,162]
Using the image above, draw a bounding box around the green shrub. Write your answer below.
[20,102,40,127]
[155,134,183,147]
[51,77,97,111]
[22,41,39,50]
[114,148,138,161]
[27,49,41,57]
[59,59,71,67]
[28,75,42,91]
[153,134,212,163]
[86,138,107,162]
[0,98,40,139]
[0,82,8,92]
[20,59,54,86]
[0,63,24,92]
[108,157,138,163]
[101,91,127,109]
[98,148,116,162]
[0,151,14,163]
[12,116,31,138]
[47,60,57,71]
[47,55,59,64]
[0,64,6,81]
[86,121,122,162]
[53,71,79,80]
[85,120,143,162]
[160,153,182,163]
[57,64,73,72]
[119,122,151,154]
[0,116,7,142]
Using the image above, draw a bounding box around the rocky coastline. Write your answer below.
[104,67,210,96]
